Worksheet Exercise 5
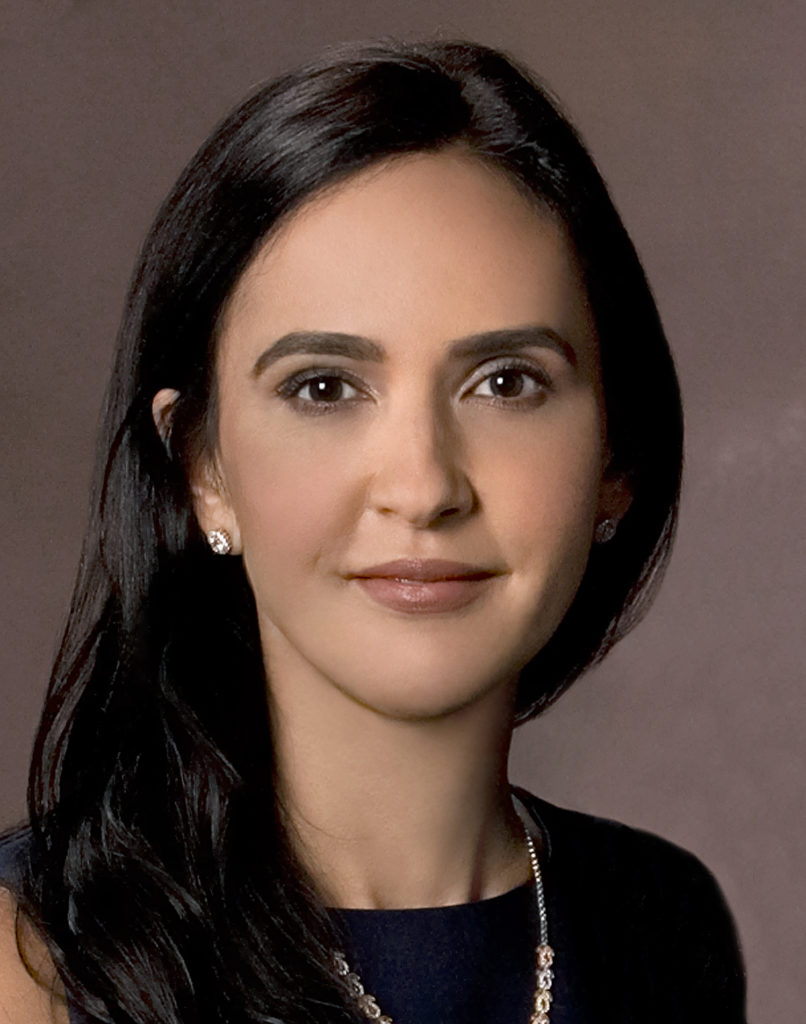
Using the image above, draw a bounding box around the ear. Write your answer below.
[595,461,634,538]
[151,388,243,554]
[152,387,179,453]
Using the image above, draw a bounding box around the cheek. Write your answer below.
[221,423,361,567]
[472,404,605,546]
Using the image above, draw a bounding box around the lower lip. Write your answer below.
[354,576,495,614]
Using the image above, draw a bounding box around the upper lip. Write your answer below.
[347,559,501,582]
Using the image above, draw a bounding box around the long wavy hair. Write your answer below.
[17,39,682,1024]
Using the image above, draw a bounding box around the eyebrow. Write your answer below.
[450,326,576,366]
[251,332,384,376]
[251,325,576,377]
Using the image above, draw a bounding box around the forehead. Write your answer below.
[219,151,595,363]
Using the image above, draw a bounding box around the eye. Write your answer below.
[465,361,552,404]
[296,375,359,403]
[276,369,365,412]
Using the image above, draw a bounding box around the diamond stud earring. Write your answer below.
[594,518,618,544]
[206,528,233,555]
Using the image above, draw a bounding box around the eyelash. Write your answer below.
[275,359,553,414]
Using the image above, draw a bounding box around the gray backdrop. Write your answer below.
[2,2,804,1020]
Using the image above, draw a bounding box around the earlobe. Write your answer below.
[595,469,633,544]
[191,461,243,555]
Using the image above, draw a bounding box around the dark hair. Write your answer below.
[20,39,682,1024]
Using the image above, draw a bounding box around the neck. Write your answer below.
[269,664,527,909]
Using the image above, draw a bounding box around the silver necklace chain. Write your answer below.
[332,822,555,1024]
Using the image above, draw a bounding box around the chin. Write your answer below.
[325,648,523,724]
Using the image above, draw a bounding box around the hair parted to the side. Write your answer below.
[20,39,682,1024]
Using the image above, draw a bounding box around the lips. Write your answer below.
[350,559,498,582]
[346,559,501,614]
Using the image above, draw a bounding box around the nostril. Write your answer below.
[364,422,477,527]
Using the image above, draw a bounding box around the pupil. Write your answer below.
[312,377,342,401]
[491,371,523,398]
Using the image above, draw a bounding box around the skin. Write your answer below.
[179,151,630,908]
[0,891,69,1023]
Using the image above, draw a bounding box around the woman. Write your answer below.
[0,39,745,1024]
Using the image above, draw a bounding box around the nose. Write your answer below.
[365,400,476,529]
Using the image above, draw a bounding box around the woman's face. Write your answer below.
[195,151,626,720]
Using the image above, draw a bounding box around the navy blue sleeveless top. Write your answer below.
[333,872,588,1024]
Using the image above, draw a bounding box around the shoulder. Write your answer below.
[517,786,734,901]
[515,788,747,1022]
[0,829,69,1024]
[0,828,31,896]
